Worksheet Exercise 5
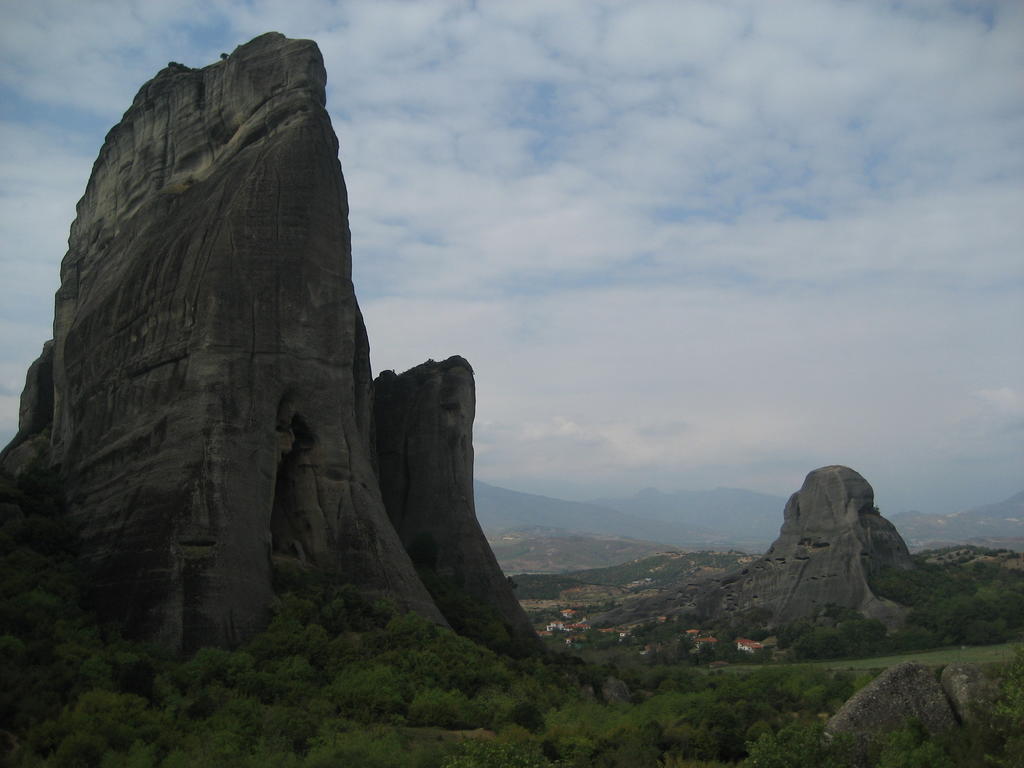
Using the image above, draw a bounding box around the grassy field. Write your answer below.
[813,643,1020,670]
[713,643,1020,675]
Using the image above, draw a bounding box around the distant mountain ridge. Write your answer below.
[476,482,1024,555]
[891,491,1024,550]
[474,481,720,547]
[591,486,785,544]
[475,481,784,551]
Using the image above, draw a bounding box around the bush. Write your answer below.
[743,722,853,768]
[328,664,409,721]
[441,739,551,768]
[408,688,475,729]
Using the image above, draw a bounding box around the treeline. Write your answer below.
[872,554,1024,646]
[2,468,1023,766]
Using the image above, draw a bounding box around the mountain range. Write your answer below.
[475,481,784,551]
[890,491,1024,550]
[476,481,1024,563]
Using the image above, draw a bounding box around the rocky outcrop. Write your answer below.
[695,465,912,624]
[941,663,998,723]
[601,677,632,704]
[827,662,957,735]
[6,33,451,652]
[600,466,913,627]
[826,662,957,763]
[374,357,535,642]
[0,341,54,475]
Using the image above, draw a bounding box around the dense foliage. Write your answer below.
[872,553,1024,646]
[2,469,1023,766]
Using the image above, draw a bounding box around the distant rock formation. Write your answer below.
[600,465,913,627]
[0,33,515,652]
[694,465,913,624]
[375,357,536,643]
[826,661,957,763]
[891,490,1024,548]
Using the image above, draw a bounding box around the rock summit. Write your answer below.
[1,33,531,652]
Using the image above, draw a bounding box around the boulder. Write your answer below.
[941,662,998,723]
[29,32,443,651]
[601,676,632,704]
[826,662,957,760]
[374,357,536,643]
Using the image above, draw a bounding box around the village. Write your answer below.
[533,606,776,665]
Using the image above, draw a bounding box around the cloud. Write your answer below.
[973,388,1023,416]
[0,0,1021,515]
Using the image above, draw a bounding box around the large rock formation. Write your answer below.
[2,33,482,652]
[601,465,913,627]
[695,465,913,624]
[374,357,536,643]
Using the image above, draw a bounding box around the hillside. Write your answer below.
[476,481,778,550]
[486,528,678,573]
[475,481,724,547]
[892,491,1024,550]
[512,550,753,600]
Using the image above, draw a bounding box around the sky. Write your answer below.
[0,0,1021,515]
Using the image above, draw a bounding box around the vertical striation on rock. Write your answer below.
[2,32,534,655]
[31,32,443,651]
[374,357,537,642]
[688,465,914,625]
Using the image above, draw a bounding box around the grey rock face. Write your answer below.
[941,663,998,723]
[687,465,912,625]
[601,676,632,704]
[0,341,54,475]
[684,468,917,626]
[374,357,536,642]
[27,32,443,651]
[0,435,50,479]
[600,465,913,627]
[827,662,957,760]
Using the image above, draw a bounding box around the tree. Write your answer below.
[743,722,853,768]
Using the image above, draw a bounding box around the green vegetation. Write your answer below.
[514,551,750,600]
[807,643,1021,671]
[2,470,1023,766]
[872,550,1024,646]
[488,531,671,575]
[761,550,1024,663]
